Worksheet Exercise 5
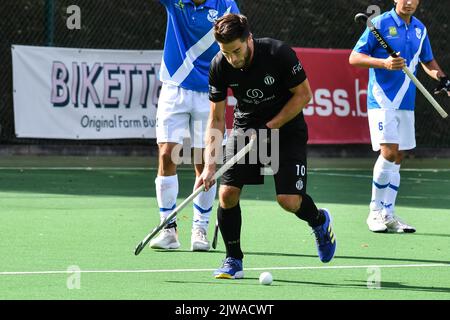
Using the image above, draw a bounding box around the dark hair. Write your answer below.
[214,14,250,44]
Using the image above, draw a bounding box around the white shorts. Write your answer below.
[368,109,416,152]
[156,83,210,148]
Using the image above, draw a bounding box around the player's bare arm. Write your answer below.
[196,100,227,191]
[421,59,446,80]
[266,80,312,129]
[421,60,450,96]
[349,51,406,70]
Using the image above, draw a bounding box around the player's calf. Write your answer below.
[292,195,336,263]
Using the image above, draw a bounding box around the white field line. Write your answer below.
[0,167,448,183]
[0,167,449,172]
[311,172,450,183]
[313,168,450,172]
[399,195,450,200]
[0,167,157,170]
[1,263,449,276]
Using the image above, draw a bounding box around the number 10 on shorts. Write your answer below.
[296,165,305,176]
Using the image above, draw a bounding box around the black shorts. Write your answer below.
[220,126,308,195]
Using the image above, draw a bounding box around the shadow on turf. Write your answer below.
[407,232,450,238]
[243,251,450,265]
[165,279,274,287]
[152,249,450,265]
[264,279,450,294]
[165,279,450,294]
[345,280,450,294]
[368,232,450,239]
[151,249,220,254]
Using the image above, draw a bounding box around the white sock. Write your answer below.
[383,164,400,217]
[192,177,216,231]
[155,175,178,226]
[370,155,396,211]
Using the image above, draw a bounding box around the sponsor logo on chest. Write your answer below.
[389,26,398,37]
[246,89,264,99]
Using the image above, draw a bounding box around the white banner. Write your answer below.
[12,45,163,139]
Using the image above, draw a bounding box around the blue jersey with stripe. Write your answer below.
[353,8,434,110]
[159,0,240,92]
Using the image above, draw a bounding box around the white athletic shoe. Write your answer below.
[191,227,211,252]
[366,210,388,233]
[149,227,181,249]
[385,215,416,233]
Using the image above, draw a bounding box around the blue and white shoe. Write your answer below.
[213,257,244,279]
[312,208,336,263]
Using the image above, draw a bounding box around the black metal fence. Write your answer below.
[1,0,449,148]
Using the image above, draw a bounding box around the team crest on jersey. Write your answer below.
[207,9,219,22]
[296,178,304,191]
[415,27,422,40]
[264,75,275,86]
[388,26,398,37]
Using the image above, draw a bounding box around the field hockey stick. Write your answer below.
[134,134,257,256]
[354,13,448,119]
[211,219,219,249]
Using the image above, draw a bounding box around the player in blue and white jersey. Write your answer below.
[150,0,240,251]
[350,0,449,233]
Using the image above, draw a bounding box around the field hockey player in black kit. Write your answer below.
[196,14,337,279]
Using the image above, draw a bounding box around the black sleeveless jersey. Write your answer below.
[209,37,308,135]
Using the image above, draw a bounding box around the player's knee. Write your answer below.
[380,145,399,162]
[277,195,301,213]
[219,186,240,209]
[383,153,396,162]
[158,144,177,172]
[396,151,404,163]
[194,163,205,177]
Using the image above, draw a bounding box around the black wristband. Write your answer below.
[439,75,449,84]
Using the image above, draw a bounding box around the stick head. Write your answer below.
[134,242,144,256]
[211,220,219,249]
[354,13,369,24]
